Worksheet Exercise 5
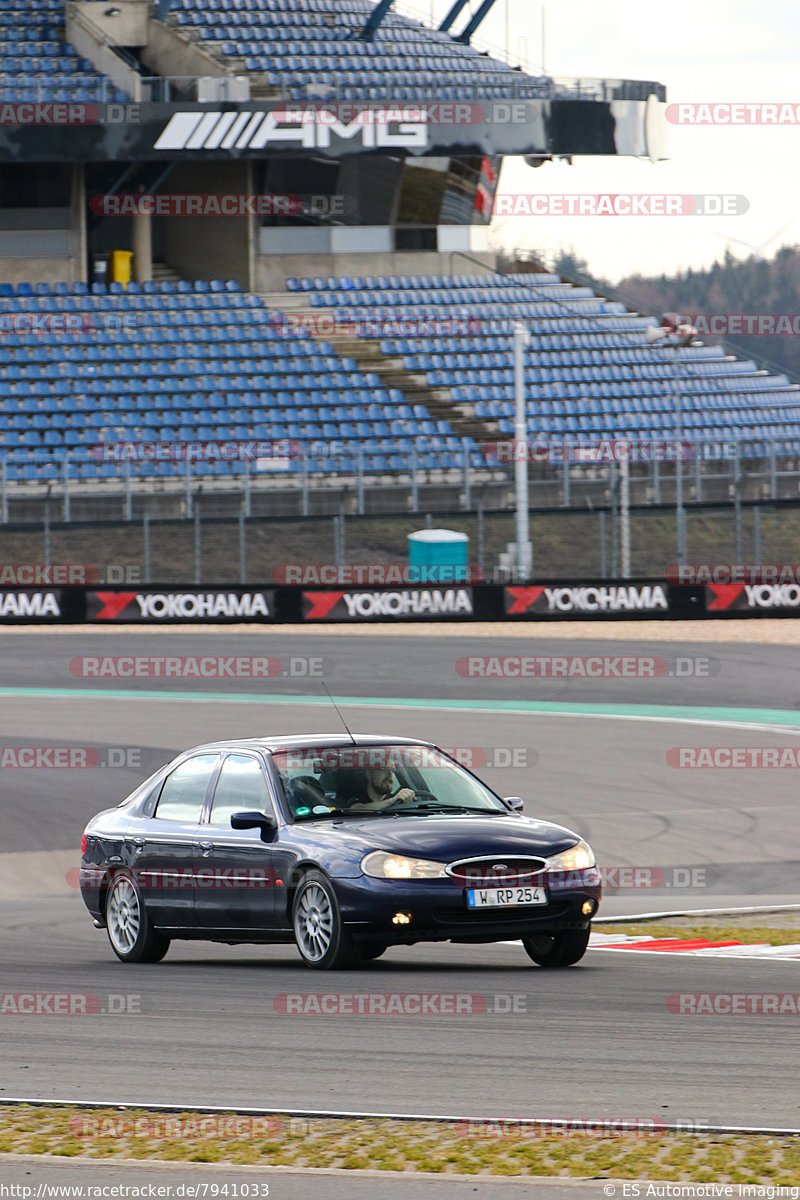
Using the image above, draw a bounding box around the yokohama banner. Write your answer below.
[704,583,800,614]
[87,590,276,622]
[504,582,671,618]
[0,590,66,621]
[302,588,476,621]
[0,581,792,623]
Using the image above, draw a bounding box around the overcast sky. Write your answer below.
[412,0,800,282]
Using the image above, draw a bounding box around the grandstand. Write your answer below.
[164,0,553,100]
[0,0,795,504]
[0,0,129,103]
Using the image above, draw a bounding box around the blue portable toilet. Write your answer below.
[407,529,469,584]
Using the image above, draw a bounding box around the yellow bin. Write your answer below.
[111,249,133,287]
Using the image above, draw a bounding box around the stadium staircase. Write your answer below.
[258,289,502,447]
[313,332,502,448]
[151,263,184,288]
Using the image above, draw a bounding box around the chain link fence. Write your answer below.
[8,499,800,586]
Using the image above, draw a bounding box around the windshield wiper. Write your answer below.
[389,804,502,816]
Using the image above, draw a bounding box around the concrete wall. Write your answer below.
[73,165,87,284]
[0,179,84,282]
[142,18,231,81]
[159,161,253,289]
[254,249,497,293]
[69,1,149,46]
[66,6,144,100]
[0,258,78,285]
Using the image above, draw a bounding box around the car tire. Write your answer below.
[105,872,170,964]
[360,941,388,961]
[522,926,591,968]
[293,869,361,970]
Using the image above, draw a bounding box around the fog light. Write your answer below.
[582,899,597,916]
[392,911,412,925]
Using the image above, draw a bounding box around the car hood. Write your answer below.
[294,813,580,861]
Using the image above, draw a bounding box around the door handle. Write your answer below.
[131,837,146,850]
[199,841,214,856]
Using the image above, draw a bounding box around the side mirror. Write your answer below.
[231,811,276,840]
[504,796,524,813]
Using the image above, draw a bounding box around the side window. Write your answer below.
[154,754,219,823]
[209,754,270,828]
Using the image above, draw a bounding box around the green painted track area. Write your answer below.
[0,686,798,729]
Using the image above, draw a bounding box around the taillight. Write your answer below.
[81,828,88,856]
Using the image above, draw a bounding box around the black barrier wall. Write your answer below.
[0,581,798,622]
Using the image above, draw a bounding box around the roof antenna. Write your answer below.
[322,680,356,745]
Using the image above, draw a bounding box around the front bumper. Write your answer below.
[335,870,602,944]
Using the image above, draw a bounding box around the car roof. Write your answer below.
[184,734,436,755]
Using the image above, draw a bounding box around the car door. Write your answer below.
[128,753,220,930]
[194,752,286,933]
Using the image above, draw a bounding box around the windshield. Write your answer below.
[272,744,509,820]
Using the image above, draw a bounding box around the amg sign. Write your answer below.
[154,109,429,152]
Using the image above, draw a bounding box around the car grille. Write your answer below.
[446,855,549,887]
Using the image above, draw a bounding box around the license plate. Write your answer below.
[467,886,547,908]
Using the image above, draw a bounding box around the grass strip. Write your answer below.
[0,1106,799,1180]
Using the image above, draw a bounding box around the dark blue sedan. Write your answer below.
[80,735,602,970]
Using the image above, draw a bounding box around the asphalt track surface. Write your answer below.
[1,631,799,1157]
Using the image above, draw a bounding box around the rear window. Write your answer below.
[154,754,219,823]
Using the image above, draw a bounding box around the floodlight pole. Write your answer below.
[619,450,630,578]
[648,319,695,568]
[673,342,687,567]
[514,322,532,580]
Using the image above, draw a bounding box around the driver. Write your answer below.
[349,767,416,812]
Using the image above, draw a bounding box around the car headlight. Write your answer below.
[546,840,596,871]
[361,851,448,879]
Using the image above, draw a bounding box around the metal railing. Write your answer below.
[0,439,797,526]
